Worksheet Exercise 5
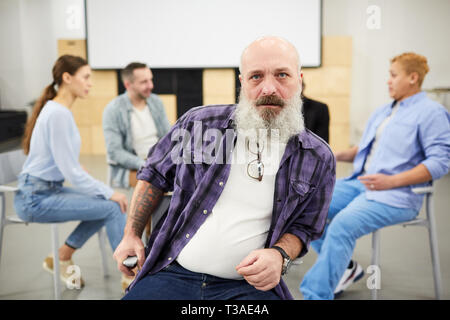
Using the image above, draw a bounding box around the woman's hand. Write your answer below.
[358,174,397,191]
[110,191,128,213]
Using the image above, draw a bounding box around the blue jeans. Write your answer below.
[14,174,126,251]
[300,178,418,300]
[122,261,281,300]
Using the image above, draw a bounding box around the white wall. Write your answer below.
[1,0,449,142]
[322,0,450,143]
[0,0,27,109]
[0,0,84,110]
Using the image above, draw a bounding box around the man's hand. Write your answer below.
[113,234,145,277]
[113,180,163,277]
[235,248,283,291]
[358,173,397,191]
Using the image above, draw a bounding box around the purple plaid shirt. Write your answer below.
[132,104,336,299]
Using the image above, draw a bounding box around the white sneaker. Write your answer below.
[334,261,364,296]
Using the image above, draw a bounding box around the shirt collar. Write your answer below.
[397,91,426,107]
[296,130,314,149]
[123,91,150,112]
[223,106,237,129]
[122,91,134,112]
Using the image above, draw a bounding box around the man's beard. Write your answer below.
[137,91,151,100]
[234,89,305,144]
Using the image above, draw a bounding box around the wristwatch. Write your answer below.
[271,245,292,275]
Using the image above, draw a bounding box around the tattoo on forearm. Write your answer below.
[130,182,163,236]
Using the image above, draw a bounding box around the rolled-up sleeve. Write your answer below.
[137,110,192,192]
[419,107,450,180]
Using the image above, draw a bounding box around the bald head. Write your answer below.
[236,36,304,142]
[239,36,301,75]
[236,37,304,143]
[238,36,303,119]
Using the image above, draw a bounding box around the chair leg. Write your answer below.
[371,230,380,300]
[426,194,442,300]
[97,227,110,277]
[0,221,4,269]
[0,193,5,269]
[51,224,61,300]
[144,216,152,245]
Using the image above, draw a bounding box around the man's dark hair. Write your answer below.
[121,62,148,83]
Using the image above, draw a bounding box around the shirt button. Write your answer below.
[168,257,172,261]
[219,181,224,187]
[203,209,208,214]
[186,233,190,238]
[202,282,207,288]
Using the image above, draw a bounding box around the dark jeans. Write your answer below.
[122,262,281,300]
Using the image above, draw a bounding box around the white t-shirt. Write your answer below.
[363,103,399,173]
[130,106,159,160]
[176,134,286,279]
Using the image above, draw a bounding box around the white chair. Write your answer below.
[371,186,442,300]
[0,184,110,300]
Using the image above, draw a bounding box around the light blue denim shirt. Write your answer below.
[102,92,171,188]
[348,91,450,211]
[20,100,114,199]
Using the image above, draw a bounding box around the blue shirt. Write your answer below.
[103,92,171,188]
[349,92,450,211]
[132,104,336,299]
[20,101,113,199]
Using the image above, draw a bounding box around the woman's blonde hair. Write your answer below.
[391,52,429,87]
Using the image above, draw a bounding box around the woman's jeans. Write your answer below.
[14,174,126,251]
[300,178,418,300]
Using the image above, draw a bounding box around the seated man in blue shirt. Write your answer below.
[300,52,450,300]
[103,62,171,189]
[113,36,336,300]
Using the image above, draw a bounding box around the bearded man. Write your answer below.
[114,36,336,300]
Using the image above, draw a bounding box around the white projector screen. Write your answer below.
[86,0,322,69]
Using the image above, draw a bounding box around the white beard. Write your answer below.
[234,89,305,144]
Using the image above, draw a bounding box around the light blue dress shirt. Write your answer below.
[20,100,113,199]
[348,91,450,211]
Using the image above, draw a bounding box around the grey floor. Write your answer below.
[0,155,449,300]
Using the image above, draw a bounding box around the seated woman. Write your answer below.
[300,52,450,299]
[14,55,130,289]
